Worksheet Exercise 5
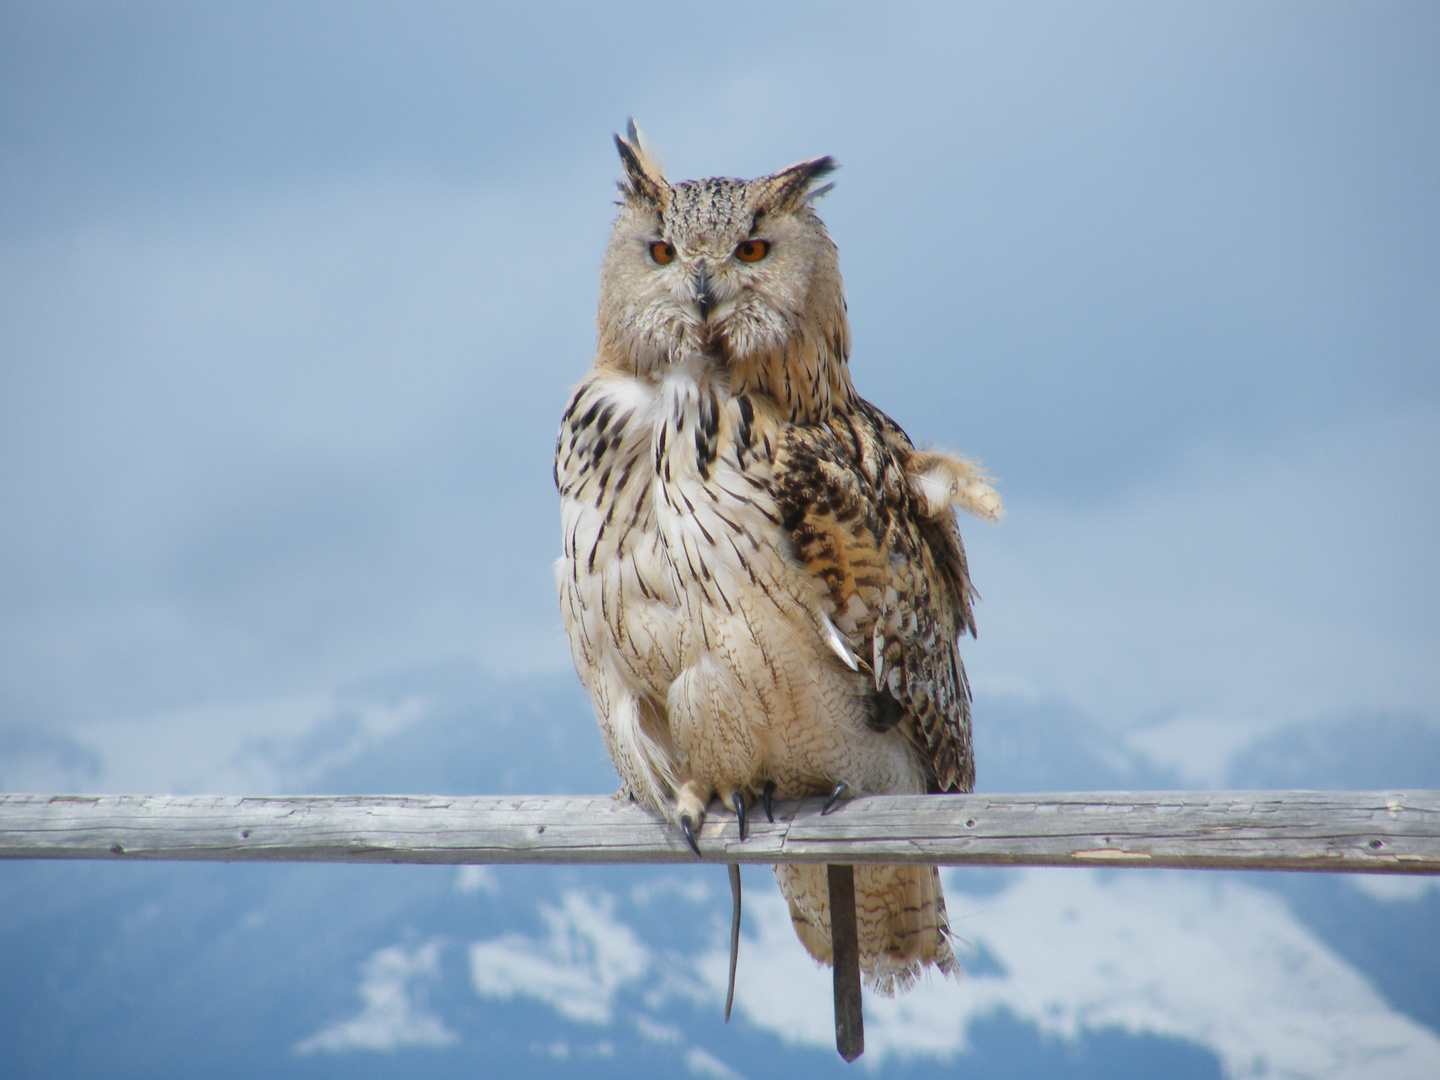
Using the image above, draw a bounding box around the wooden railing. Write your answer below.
[3,790,1438,871]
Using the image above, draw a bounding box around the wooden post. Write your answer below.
[827,863,864,1062]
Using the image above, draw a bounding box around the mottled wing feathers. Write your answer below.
[772,399,978,794]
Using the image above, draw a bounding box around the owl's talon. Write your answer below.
[821,781,850,815]
[762,780,776,823]
[730,790,748,841]
[680,813,702,857]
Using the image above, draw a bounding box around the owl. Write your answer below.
[555,122,1002,995]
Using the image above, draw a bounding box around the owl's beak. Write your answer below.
[693,266,716,322]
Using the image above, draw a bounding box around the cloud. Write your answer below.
[0,716,102,792]
[3,8,1435,812]
[0,174,591,724]
[965,406,1440,733]
[684,1046,747,1080]
[462,868,1440,1077]
[1346,875,1440,903]
[454,865,500,897]
[936,870,1440,1080]
[634,1014,684,1044]
[694,869,1440,1079]
[469,891,649,1025]
[1124,713,1292,788]
[467,886,747,1079]
[295,939,457,1054]
[54,689,429,794]
[5,6,1436,743]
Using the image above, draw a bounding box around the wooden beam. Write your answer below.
[2,791,1438,872]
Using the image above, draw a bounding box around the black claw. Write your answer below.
[763,780,775,824]
[680,813,702,857]
[730,791,747,841]
[822,781,850,815]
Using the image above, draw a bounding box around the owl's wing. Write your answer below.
[772,399,996,793]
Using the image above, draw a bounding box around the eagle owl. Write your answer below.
[555,123,1002,994]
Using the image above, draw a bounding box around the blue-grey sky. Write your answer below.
[1,2,1436,786]
[4,8,1440,1078]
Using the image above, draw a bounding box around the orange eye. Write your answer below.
[735,239,770,263]
[650,241,676,265]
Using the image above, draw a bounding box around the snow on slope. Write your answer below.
[445,868,1440,1079]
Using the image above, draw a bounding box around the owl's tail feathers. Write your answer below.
[773,862,960,997]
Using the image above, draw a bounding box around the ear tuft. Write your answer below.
[758,156,838,213]
[614,119,668,208]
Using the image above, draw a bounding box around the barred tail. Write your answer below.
[773,862,959,996]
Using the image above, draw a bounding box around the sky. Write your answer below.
[1,4,1438,1078]
[1,3,1436,752]
[2,2,1437,758]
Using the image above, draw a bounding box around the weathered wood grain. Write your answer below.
[1,791,1437,873]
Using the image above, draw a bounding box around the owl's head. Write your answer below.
[596,121,852,420]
